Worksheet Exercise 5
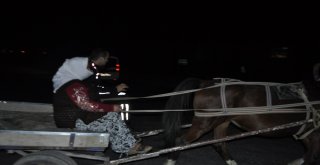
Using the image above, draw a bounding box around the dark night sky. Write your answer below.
[0,3,320,102]
[1,3,320,81]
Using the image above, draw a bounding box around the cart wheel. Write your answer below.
[13,150,78,165]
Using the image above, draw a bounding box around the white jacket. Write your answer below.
[52,57,93,93]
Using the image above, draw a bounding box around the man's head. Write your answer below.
[89,48,110,67]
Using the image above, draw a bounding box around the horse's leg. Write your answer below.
[164,117,215,165]
[213,120,237,165]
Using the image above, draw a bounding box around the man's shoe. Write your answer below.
[127,143,152,156]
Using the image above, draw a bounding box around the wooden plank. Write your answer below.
[0,130,109,150]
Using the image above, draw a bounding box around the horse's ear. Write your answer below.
[313,63,320,81]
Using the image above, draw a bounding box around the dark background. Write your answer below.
[0,3,319,103]
[0,3,319,165]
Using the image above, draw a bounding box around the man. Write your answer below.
[52,48,113,93]
[52,48,152,155]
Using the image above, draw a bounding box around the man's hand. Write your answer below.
[116,83,128,92]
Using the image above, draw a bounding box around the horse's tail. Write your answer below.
[162,78,201,147]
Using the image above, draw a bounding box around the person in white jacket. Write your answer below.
[52,48,111,93]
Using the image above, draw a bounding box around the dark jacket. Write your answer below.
[53,80,115,128]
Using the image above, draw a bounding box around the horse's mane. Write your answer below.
[162,77,201,147]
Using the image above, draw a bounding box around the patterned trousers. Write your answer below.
[75,112,137,153]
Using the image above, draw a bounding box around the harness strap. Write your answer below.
[101,81,303,101]
[220,78,227,113]
[265,84,272,111]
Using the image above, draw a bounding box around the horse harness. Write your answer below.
[194,78,320,139]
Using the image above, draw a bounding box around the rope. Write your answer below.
[119,101,320,114]
[101,81,303,101]
[194,101,320,116]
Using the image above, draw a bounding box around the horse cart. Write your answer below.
[0,101,113,165]
[1,78,320,164]
[0,101,187,165]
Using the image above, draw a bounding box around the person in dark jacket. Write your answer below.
[52,48,152,155]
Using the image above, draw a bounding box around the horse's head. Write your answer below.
[302,80,320,101]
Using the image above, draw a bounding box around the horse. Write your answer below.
[162,78,320,165]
